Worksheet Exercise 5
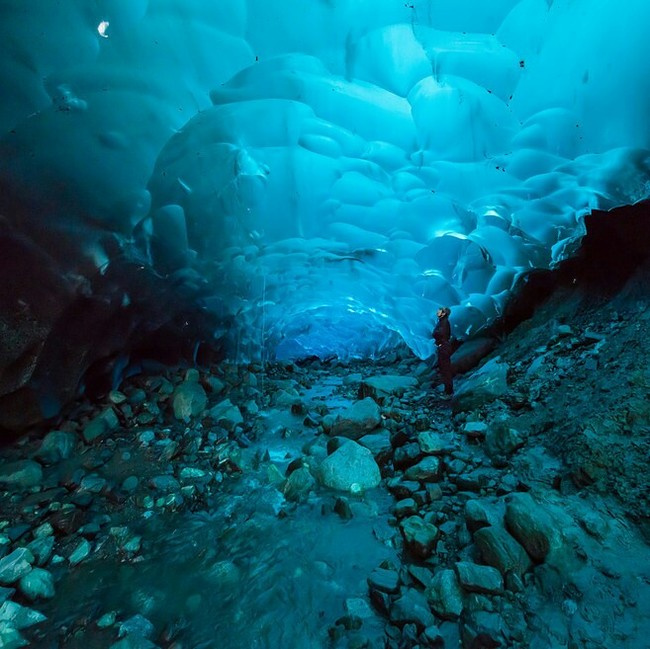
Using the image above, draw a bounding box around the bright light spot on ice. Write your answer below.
[98,21,110,38]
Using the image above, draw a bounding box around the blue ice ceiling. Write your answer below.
[1,0,649,361]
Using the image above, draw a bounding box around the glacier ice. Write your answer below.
[0,0,649,368]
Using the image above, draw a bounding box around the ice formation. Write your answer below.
[1,0,649,363]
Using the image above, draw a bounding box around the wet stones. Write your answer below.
[504,492,560,562]
[18,567,55,601]
[283,467,316,503]
[35,431,76,464]
[404,456,442,482]
[206,399,243,431]
[0,461,42,492]
[83,408,119,443]
[390,588,436,630]
[452,358,509,412]
[417,430,457,456]
[0,549,33,585]
[426,569,464,620]
[399,516,439,559]
[454,562,504,595]
[473,525,532,577]
[325,397,381,440]
[319,440,381,492]
[172,378,207,422]
[359,375,418,404]
[368,567,400,594]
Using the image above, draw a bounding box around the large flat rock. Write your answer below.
[360,375,418,403]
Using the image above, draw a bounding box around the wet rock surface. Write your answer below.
[0,273,649,647]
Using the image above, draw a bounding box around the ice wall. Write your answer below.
[1,0,649,367]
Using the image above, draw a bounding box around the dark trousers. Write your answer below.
[437,343,453,394]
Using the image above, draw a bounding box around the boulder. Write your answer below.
[172,381,207,421]
[35,430,76,464]
[367,567,400,594]
[283,467,316,503]
[359,375,418,403]
[207,399,243,431]
[357,431,392,464]
[319,441,381,492]
[485,424,524,457]
[0,550,33,585]
[390,588,436,630]
[473,525,532,577]
[18,568,55,600]
[453,358,509,411]
[454,562,503,595]
[404,456,442,482]
[0,461,42,490]
[426,569,464,620]
[327,398,381,440]
[83,408,120,443]
[0,600,46,630]
[417,431,456,456]
[504,492,560,562]
[400,516,439,559]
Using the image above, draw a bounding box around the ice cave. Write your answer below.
[1,1,649,648]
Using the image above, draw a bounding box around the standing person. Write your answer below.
[433,306,454,398]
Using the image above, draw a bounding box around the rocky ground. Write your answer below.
[0,263,649,648]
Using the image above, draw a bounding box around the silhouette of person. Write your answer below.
[433,306,453,397]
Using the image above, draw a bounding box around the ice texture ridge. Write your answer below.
[1,0,649,364]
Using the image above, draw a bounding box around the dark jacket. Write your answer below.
[433,316,451,347]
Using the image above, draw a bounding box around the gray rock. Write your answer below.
[464,501,498,535]
[0,461,42,490]
[26,537,54,567]
[271,389,300,407]
[121,476,139,492]
[461,611,506,649]
[119,614,155,639]
[400,516,439,559]
[319,441,381,492]
[18,568,55,600]
[149,475,180,493]
[78,474,107,494]
[283,467,316,503]
[426,569,464,620]
[404,456,441,482]
[393,498,419,518]
[83,408,119,443]
[357,431,392,461]
[172,381,208,421]
[393,443,422,470]
[0,550,33,585]
[327,398,381,440]
[0,588,14,605]
[0,600,46,629]
[455,561,504,594]
[387,478,421,499]
[35,431,76,464]
[390,588,436,630]
[453,358,509,411]
[417,431,456,456]
[207,399,243,431]
[360,375,418,403]
[454,468,495,492]
[69,539,91,566]
[367,567,400,594]
[485,424,524,457]
[0,622,28,648]
[504,492,560,562]
[473,525,532,577]
[461,421,489,439]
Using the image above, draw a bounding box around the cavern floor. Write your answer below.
[1,270,650,649]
